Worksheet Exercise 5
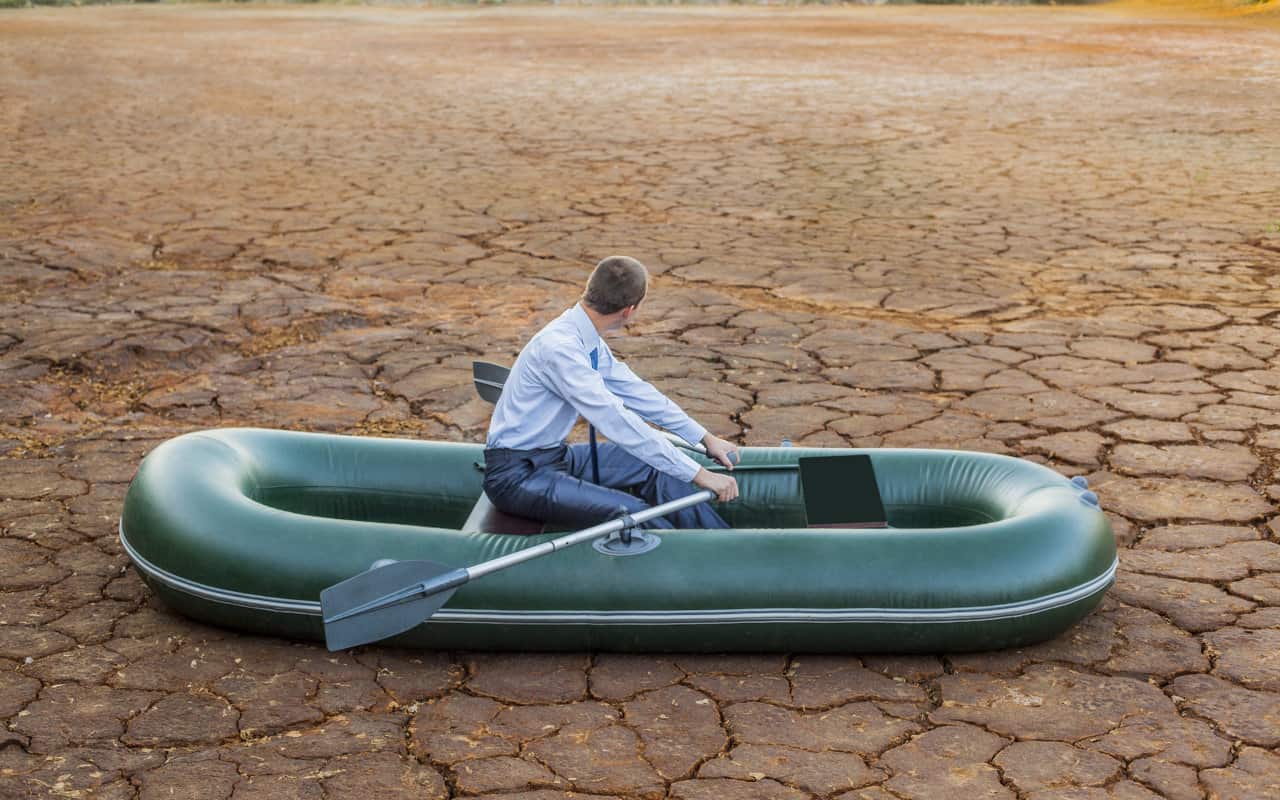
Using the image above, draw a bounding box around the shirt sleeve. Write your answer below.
[598,346,708,447]
[538,341,703,483]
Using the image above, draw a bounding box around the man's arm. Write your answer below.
[601,354,705,444]
[540,344,705,483]
[601,350,739,470]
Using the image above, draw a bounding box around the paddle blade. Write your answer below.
[320,560,458,651]
[473,361,510,404]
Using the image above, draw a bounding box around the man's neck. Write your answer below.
[581,304,618,337]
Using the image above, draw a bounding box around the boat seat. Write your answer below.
[461,492,548,536]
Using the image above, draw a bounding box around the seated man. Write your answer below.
[483,256,739,530]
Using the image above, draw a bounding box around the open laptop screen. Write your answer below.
[798,455,889,529]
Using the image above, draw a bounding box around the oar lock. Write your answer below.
[592,505,662,557]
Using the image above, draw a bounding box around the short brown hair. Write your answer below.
[582,256,648,314]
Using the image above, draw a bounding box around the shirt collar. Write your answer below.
[569,302,602,353]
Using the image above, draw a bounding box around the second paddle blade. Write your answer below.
[472,361,509,404]
[320,559,458,651]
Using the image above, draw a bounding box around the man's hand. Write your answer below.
[693,467,739,503]
[701,434,740,470]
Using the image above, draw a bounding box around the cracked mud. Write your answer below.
[2,5,1279,799]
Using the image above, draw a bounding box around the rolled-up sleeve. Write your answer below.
[540,343,703,482]
[599,348,708,447]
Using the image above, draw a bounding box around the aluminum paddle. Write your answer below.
[320,489,715,651]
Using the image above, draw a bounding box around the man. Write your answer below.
[483,256,739,530]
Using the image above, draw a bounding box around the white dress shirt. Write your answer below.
[486,303,706,482]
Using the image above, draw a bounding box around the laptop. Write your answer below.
[798,455,889,529]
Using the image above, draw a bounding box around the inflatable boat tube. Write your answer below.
[119,428,1116,652]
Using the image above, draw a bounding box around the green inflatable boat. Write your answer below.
[119,428,1116,652]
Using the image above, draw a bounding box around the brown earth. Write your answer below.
[2,4,1279,799]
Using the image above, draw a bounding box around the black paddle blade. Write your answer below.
[320,560,457,651]
[472,361,510,404]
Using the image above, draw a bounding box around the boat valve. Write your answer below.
[1069,477,1100,508]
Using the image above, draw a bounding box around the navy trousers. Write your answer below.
[482,443,730,530]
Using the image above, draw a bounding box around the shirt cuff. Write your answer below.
[671,419,707,448]
[673,450,702,483]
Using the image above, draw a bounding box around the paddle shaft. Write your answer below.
[324,489,715,626]
[469,489,714,579]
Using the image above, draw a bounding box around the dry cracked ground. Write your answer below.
[1,4,1279,799]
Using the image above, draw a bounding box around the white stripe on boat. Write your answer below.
[119,523,1117,626]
